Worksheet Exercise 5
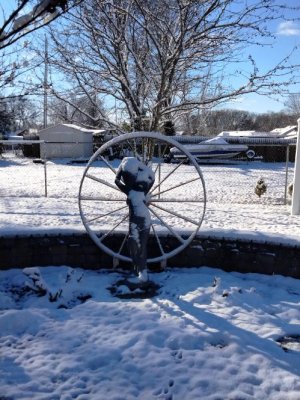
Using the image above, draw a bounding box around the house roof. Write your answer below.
[62,124,105,134]
[218,126,297,139]
[38,123,105,134]
[271,126,297,138]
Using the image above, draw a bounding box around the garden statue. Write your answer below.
[79,131,207,297]
[115,157,155,283]
[255,177,267,198]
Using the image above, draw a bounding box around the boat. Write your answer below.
[168,137,250,161]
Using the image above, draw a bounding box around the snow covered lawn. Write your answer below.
[1,156,300,399]
[1,266,300,399]
[0,156,299,244]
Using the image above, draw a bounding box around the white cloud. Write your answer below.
[277,21,300,36]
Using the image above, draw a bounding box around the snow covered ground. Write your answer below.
[1,266,300,400]
[0,155,299,244]
[1,155,300,399]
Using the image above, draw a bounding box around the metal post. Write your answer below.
[284,145,289,205]
[292,119,300,215]
[44,158,48,197]
[42,141,48,197]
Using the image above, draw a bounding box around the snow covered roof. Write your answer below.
[38,124,105,135]
[218,130,279,138]
[218,130,255,137]
[62,123,93,132]
[218,126,297,140]
[62,124,105,134]
[271,125,297,138]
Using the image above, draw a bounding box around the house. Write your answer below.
[38,124,95,159]
[270,126,297,139]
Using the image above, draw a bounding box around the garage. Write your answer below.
[39,124,94,159]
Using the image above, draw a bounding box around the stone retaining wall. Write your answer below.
[1,233,300,278]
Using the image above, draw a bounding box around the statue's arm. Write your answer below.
[115,170,129,195]
[148,178,155,193]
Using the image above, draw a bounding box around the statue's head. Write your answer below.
[120,157,154,192]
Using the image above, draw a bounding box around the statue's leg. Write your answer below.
[128,222,140,274]
[137,228,149,273]
[128,225,149,278]
[128,235,139,274]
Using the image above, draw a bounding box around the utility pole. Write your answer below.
[43,35,48,129]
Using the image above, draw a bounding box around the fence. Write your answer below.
[0,139,296,205]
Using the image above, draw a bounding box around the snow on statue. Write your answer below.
[115,157,155,283]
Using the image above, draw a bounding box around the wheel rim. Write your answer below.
[78,131,207,263]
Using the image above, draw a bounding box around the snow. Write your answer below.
[218,128,298,139]
[46,123,104,134]
[0,156,299,244]
[1,266,300,399]
[1,154,300,398]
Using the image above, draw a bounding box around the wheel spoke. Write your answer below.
[117,232,129,256]
[99,155,116,174]
[149,206,185,244]
[151,223,165,256]
[150,160,186,194]
[99,213,129,243]
[87,204,128,223]
[151,203,200,226]
[80,195,125,201]
[151,176,201,197]
[150,198,203,203]
[86,173,120,192]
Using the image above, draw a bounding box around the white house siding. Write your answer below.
[39,124,93,159]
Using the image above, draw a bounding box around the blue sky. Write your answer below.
[225,17,300,113]
[1,1,300,114]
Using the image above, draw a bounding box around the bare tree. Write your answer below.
[0,1,80,50]
[179,108,298,135]
[0,41,45,102]
[0,96,39,132]
[0,1,83,111]
[0,102,12,133]
[178,108,256,136]
[48,92,107,127]
[285,93,300,116]
[48,0,300,131]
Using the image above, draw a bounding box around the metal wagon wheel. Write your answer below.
[78,131,206,264]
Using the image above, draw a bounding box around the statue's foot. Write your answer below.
[138,270,148,283]
[126,270,148,284]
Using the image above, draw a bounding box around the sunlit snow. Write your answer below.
[1,156,300,399]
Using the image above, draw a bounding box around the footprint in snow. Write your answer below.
[153,379,174,399]
[171,349,183,361]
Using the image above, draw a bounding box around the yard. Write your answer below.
[0,156,299,243]
[1,156,300,399]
